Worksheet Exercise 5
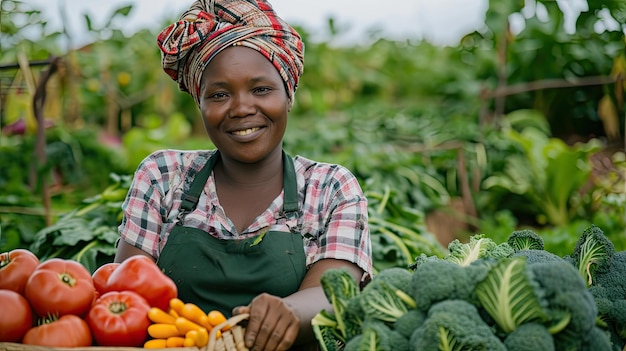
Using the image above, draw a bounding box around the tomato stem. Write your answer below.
[109,301,129,314]
[58,272,77,287]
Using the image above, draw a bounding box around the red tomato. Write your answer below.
[91,262,120,296]
[86,290,151,346]
[0,249,40,294]
[25,258,96,318]
[22,314,92,347]
[0,289,34,342]
[107,255,177,310]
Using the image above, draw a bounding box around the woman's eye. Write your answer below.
[254,87,271,94]
[209,92,228,99]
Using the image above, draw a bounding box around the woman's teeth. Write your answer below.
[232,127,260,136]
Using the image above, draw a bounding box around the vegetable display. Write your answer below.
[313,224,625,351]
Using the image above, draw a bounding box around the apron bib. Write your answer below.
[157,151,306,317]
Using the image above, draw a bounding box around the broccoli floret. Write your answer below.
[393,308,426,339]
[512,249,563,265]
[358,319,399,351]
[409,257,491,311]
[370,267,413,297]
[593,250,626,300]
[474,256,548,334]
[388,329,410,351]
[503,322,555,351]
[507,229,544,251]
[528,260,599,349]
[409,300,506,351]
[343,295,365,341]
[590,251,626,347]
[570,224,615,287]
[579,326,616,351]
[427,299,486,325]
[360,270,416,323]
[444,234,513,266]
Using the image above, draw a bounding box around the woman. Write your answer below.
[114,0,372,350]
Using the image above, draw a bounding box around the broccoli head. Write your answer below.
[529,260,599,348]
[370,267,413,297]
[410,257,491,311]
[503,322,555,351]
[590,251,626,347]
[570,224,615,287]
[444,234,513,266]
[593,250,626,301]
[360,270,416,323]
[474,256,548,334]
[393,308,426,339]
[507,229,545,251]
[579,326,613,351]
[409,300,506,351]
[353,318,409,351]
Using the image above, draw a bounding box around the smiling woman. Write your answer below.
[111,1,373,350]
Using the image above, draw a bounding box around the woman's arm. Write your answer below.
[236,258,363,350]
[114,239,155,263]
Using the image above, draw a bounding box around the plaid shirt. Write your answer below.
[118,149,372,277]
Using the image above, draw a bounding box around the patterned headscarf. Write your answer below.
[157,0,304,106]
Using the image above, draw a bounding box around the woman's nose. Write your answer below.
[229,93,256,118]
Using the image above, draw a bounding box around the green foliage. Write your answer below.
[28,173,131,273]
[483,110,602,226]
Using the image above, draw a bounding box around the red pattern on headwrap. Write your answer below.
[157,0,304,106]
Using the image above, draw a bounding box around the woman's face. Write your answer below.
[199,46,290,164]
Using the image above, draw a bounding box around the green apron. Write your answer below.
[157,151,307,317]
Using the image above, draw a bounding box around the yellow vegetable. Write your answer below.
[143,339,167,348]
[148,307,176,325]
[148,323,182,339]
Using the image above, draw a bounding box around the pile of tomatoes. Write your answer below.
[0,249,178,347]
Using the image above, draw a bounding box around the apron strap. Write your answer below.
[180,151,220,212]
[180,150,299,215]
[281,151,298,215]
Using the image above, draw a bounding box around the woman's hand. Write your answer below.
[233,293,299,351]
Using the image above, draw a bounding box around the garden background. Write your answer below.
[1,0,625,273]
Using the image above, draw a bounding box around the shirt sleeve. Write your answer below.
[308,164,373,279]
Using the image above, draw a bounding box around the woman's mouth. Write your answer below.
[232,127,260,136]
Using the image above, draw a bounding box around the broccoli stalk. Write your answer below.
[311,310,343,351]
[360,279,415,323]
[319,268,361,341]
[474,256,547,334]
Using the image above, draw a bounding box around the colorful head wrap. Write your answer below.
[157,0,304,106]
